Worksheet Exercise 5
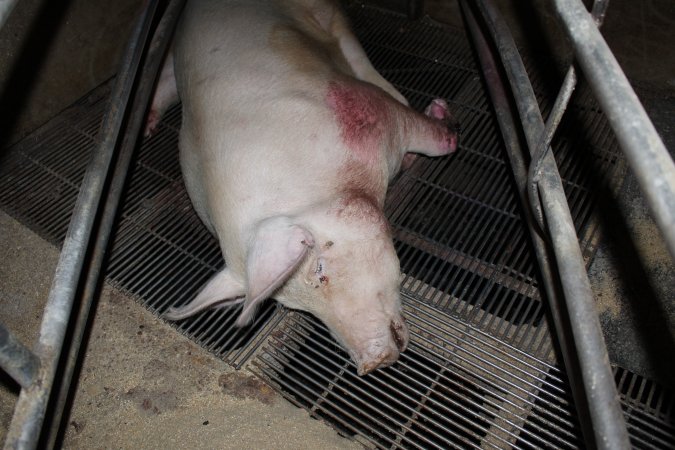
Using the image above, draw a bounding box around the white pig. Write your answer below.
[153,0,459,375]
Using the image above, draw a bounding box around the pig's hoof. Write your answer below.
[425,98,460,135]
[424,98,449,120]
[144,111,161,137]
[400,153,418,171]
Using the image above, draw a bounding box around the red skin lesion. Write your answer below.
[326,80,459,165]
[326,80,394,164]
[325,79,459,223]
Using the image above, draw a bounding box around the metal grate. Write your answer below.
[252,300,572,448]
[0,4,672,448]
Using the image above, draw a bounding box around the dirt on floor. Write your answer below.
[0,210,360,449]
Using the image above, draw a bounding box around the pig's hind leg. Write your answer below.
[144,49,179,137]
[316,1,409,106]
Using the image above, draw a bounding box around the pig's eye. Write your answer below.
[315,259,324,274]
[314,258,329,285]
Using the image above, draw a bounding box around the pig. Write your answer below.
[153,0,459,375]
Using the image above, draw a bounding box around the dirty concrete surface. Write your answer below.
[0,210,360,448]
[1,0,675,447]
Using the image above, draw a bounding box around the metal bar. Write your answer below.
[0,0,19,30]
[3,1,161,448]
[43,1,186,447]
[0,323,39,389]
[406,0,423,20]
[528,0,608,235]
[460,1,631,448]
[552,0,675,262]
[527,67,578,231]
[457,0,566,370]
[393,228,540,300]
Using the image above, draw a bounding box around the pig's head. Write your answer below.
[163,194,409,375]
[275,198,409,375]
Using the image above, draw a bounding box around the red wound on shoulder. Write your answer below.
[326,81,391,159]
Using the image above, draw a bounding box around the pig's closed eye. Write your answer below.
[315,258,329,285]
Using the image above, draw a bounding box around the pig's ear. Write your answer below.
[163,267,245,320]
[237,217,314,326]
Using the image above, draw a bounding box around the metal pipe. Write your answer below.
[552,0,675,262]
[528,0,609,243]
[464,0,630,448]
[407,0,424,20]
[457,3,586,429]
[43,1,186,447]
[527,67,577,232]
[3,1,161,449]
[0,323,39,389]
[0,0,19,30]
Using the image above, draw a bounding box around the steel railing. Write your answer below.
[0,1,184,448]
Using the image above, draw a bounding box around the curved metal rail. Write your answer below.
[460,0,632,448]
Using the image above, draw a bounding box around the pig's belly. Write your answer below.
[178,94,346,241]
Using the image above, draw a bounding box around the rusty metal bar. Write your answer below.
[461,0,631,448]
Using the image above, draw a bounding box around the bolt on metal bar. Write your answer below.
[462,0,630,448]
[551,0,675,262]
[0,323,39,389]
[3,1,161,448]
[43,1,186,447]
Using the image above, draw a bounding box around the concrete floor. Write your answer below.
[0,0,674,447]
[0,210,359,449]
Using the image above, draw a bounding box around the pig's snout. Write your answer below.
[355,319,409,376]
[390,318,409,353]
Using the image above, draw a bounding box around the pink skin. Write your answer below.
[326,80,393,163]
[327,80,459,171]
[403,99,459,170]
[423,98,459,152]
[144,110,162,137]
[152,0,461,376]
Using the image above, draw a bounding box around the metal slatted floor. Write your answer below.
[0,4,673,448]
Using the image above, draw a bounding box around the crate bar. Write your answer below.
[461,0,630,448]
[43,1,186,447]
[0,0,18,30]
[3,1,161,448]
[552,0,675,262]
[0,323,39,389]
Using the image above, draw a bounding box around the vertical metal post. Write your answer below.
[407,0,424,20]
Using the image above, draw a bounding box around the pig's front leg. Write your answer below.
[401,98,460,170]
[144,49,178,137]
